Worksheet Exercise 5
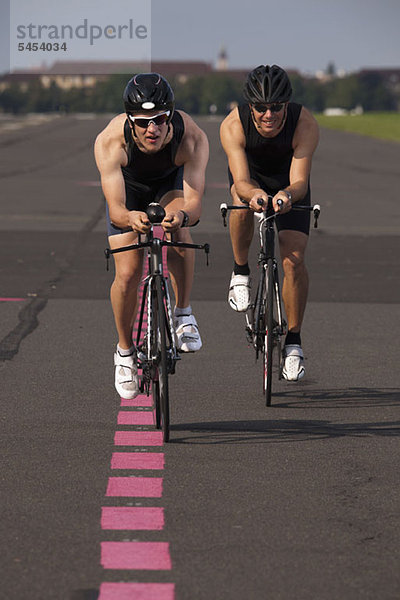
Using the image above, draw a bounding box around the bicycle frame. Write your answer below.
[135,231,178,391]
[247,210,286,362]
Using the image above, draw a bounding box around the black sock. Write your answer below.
[234,261,250,276]
[285,331,301,346]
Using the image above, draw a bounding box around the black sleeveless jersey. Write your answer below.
[121,111,185,187]
[238,102,302,193]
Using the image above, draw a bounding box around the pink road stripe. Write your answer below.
[0,297,25,301]
[106,477,163,497]
[99,582,175,600]
[118,411,154,426]
[111,452,164,470]
[101,506,164,530]
[115,431,163,446]
[120,395,152,407]
[101,541,172,570]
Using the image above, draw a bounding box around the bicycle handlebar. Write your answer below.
[105,202,210,269]
[220,196,321,229]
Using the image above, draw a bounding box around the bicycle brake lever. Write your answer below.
[220,203,228,227]
[313,204,321,228]
[104,248,110,271]
[204,243,210,266]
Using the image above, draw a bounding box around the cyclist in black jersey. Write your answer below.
[220,64,319,382]
[95,73,209,399]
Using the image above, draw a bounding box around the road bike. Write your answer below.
[105,203,210,442]
[220,197,320,406]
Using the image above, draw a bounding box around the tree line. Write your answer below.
[0,71,398,115]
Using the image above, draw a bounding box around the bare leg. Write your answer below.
[167,227,195,308]
[279,230,309,333]
[229,184,254,265]
[109,232,144,349]
[160,190,196,308]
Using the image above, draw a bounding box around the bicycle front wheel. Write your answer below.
[155,275,170,442]
[263,258,274,406]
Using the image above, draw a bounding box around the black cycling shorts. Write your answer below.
[107,166,184,236]
[228,168,311,236]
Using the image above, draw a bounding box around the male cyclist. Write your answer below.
[220,65,319,381]
[95,73,209,399]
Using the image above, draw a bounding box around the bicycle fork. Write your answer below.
[246,259,286,358]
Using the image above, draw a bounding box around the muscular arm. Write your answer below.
[220,110,263,204]
[174,113,209,225]
[94,117,150,232]
[284,107,319,203]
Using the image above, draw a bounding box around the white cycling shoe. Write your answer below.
[282,344,305,381]
[175,314,202,352]
[114,350,139,399]
[228,272,251,312]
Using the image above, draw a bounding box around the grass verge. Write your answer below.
[314,112,400,143]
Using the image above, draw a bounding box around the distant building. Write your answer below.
[216,47,228,71]
[3,58,396,96]
[0,60,214,91]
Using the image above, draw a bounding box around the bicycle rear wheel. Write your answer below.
[155,275,170,442]
[263,258,274,406]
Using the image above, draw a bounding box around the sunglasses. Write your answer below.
[128,111,170,128]
[253,103,285,114]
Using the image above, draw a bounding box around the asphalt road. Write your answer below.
[0,113,399,600]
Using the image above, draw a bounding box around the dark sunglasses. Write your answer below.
[128,111,170,128]
[253,103,285,114]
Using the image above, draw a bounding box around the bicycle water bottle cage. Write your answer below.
[147,203,166,224]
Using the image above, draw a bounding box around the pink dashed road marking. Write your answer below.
[118,411,154,426]
[98,582,175,600]
[114,431,163,446]
[101,507,164,530]
[106,476,163,498]
[0,297,25,301]
[101,541,172,570]
[120,395,153,407]
[111,452,164,470]
[99,236,174,595]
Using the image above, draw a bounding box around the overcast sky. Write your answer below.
[1,0,400,75]
[151,0,400,74]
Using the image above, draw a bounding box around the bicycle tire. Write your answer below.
[263,258,274,406]
[155,275,170,442]
[253,268,265,359]
[152,380,161,429]
[149,283,161,429]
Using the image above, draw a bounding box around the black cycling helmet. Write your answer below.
[123,73,175,123]
[243,64,292,104]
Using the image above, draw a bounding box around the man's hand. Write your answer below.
[249,189,269,212]
[272,191,292,213]
[161,211,183,233]
[128,210,151,234]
